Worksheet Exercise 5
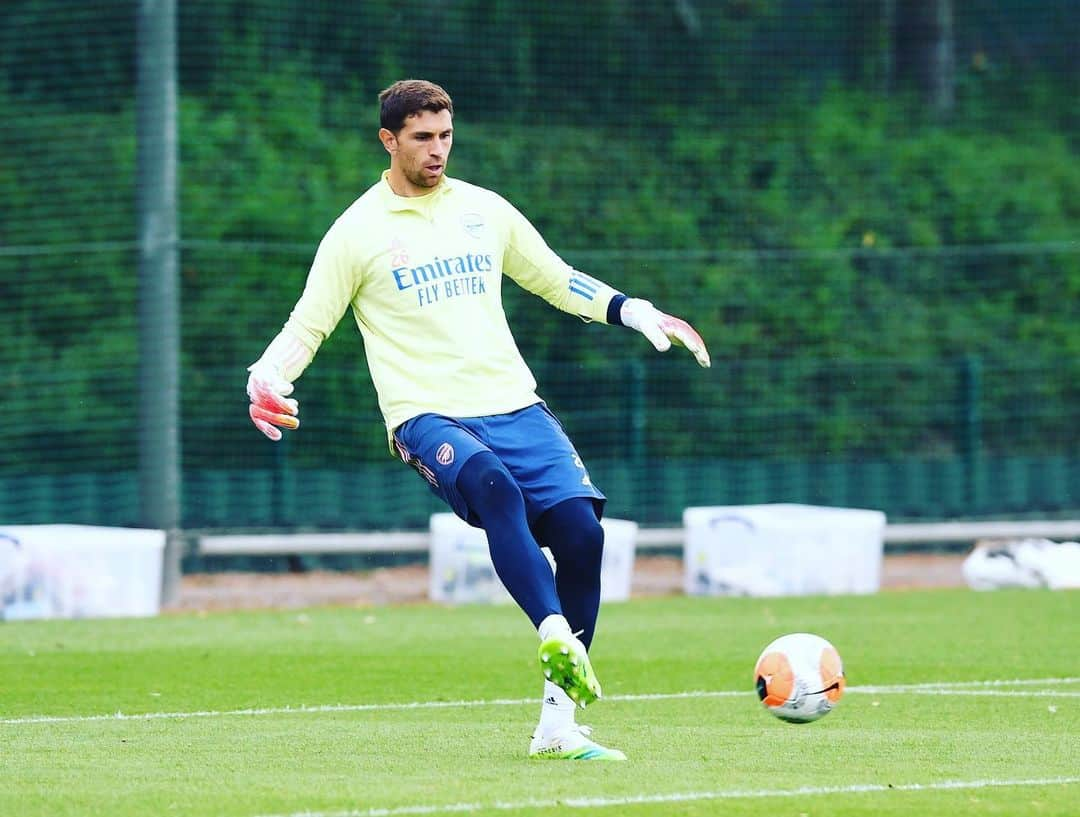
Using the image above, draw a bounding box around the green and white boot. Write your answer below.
[529,724,627,761]
[537,616,602,708]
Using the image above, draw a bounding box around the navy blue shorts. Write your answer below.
[392,403,606,527]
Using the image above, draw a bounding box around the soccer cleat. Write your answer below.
[537,633,602,708]
[529,724,626,761]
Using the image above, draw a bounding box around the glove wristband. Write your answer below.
[607,293,629,326]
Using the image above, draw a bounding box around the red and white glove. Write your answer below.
[620,298,711,368]
[246,361,300,441]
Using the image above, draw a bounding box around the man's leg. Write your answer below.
[526,497,624,760]
[533,497,604,648]
[454,451,561,628]
[456,454,605,715]
[397,410,615,757]
[395,415,564,628]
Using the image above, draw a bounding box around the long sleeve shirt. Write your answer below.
[277,171,622,439]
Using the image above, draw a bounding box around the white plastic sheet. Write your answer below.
[683,504,886,597]
[0,525,165,620]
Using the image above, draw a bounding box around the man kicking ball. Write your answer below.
[246,79,710,760]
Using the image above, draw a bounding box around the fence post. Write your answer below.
[136,0,181,604]
[273,437,288,528]
[626,359,647,514]
[958,355,984,511]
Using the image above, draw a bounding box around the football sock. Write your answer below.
[455,452,561,627]
[533,498,605,649]
[537,679,577,735]
[537,613,573,642]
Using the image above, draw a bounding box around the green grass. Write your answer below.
[2,589,1078,817]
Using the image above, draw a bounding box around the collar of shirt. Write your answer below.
[378,170,455,215]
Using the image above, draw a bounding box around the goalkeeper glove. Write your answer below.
[246,361,300,441]
[620,298,711,368]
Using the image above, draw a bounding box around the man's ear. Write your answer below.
[378,127,397,155]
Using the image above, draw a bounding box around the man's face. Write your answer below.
[381,109,453,196]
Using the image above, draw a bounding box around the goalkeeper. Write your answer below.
[247,79,710,761]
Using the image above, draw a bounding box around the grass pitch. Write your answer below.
[2,588,1077,817]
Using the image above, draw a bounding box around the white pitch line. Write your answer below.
[853,677,1080,691]
[857,689,1080,698]
[0,698,539,726]
[2,677,1076,726]
[255,776,1080,817]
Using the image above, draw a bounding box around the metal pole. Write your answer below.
[958,355,984,513]
[136,0,181,605]
[626,359,647,514]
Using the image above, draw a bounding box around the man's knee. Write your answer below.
[574,511,604,556]
[540,498,605,570]
[456,451,521,511]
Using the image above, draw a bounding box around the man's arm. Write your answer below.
[246,222,358,440]
[500,200,710,368]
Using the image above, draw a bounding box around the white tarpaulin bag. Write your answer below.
[962,538,1080,590]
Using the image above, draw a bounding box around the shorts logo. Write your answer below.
[435,442,455,466]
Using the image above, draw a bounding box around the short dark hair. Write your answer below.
[378,79,454,132]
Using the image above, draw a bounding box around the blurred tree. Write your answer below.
[890,0,956,115]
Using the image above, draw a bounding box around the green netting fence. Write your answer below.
[1,1,1078,549]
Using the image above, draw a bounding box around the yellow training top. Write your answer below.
[280,172,621,438]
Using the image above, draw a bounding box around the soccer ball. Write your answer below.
[754,632,845,723]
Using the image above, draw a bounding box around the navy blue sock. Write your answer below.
[532,498,604,649]
[455,452,562,628]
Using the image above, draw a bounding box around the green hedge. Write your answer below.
[1,60,1077,494]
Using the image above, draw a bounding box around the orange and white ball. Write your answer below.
[754,633,845,723]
